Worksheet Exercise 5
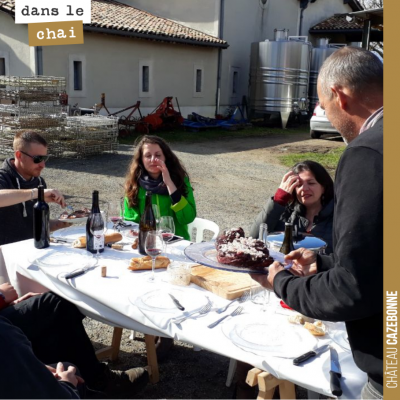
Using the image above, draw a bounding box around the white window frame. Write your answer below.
[139,59,153,98]
[68,54,87,98]
[0,51,10,75]
[193,64,204,98]
[230,66,240,98]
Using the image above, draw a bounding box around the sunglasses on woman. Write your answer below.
[20,150,49,164]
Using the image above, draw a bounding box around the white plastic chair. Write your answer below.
[187,217,220,243]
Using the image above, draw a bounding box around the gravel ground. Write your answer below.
[5,131,342,399]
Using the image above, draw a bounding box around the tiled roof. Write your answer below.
[310,15,366,31]
[0,0,228,48]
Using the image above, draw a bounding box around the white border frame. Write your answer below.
[193,64,204,98]
[139,59,153,98]
[68,54,87,98]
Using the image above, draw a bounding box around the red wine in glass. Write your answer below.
[161,231,174,243]
[146,248,162,257]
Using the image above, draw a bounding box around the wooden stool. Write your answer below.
[246,368,296,399]
[95,327,160,384]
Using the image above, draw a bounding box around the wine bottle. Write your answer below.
[33,185,50,249]
[138,191,156,255]
[86,190,104,254]
[279,222,295,255]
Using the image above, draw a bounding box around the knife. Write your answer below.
[293,344,329,365]
[329,346,343,397]
[169,293,185,311]
[65,264,97,280]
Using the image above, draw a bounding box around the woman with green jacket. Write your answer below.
[123,135,196,240]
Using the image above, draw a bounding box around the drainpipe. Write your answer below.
[215,0,224,116]
[298,0,316,36]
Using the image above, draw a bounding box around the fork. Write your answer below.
[208,306,243,329]
[172,298,212,324]
[216,290,250,314]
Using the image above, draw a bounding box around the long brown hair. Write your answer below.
[124,135,190,207]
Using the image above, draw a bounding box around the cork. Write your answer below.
[101,266,107,277]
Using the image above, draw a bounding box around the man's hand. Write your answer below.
[0,282,18,303]
[52,362,84,387]
[250,261,285,290]
[9,292,41,305]
[285,248,318,277]
[44,189,66,207]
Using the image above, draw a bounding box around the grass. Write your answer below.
[278,146,345,172]
[118,125,306,145]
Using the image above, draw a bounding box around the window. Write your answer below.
[142,66,149,93]
[193,65,204,97]
[232,71,238,95]
[196,69,202,93]
[0,58,5,88]
[68,55,86,97]
[73,61,82,91]
[0,58,5,75]
[230,67,240,98]
[139,60,153,98]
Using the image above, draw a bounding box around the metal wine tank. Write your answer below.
[309,39,344,111]
[249,29,312,128]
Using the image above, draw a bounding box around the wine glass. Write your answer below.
[259,223,269,247]
[109,200,123,231]
[251,284,271,313]
[152,204,161,230]
[144,231,163,282]
[159,216,175,255]
[89,213,107,259]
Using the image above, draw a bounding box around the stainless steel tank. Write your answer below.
[309,39,343,110]
[249,29,312,128]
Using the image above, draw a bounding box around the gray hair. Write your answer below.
[318,47,383,100]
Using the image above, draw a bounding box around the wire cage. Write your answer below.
[0,76,66,103]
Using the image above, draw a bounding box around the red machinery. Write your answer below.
[140,97,184,132]
[98,94,183,137]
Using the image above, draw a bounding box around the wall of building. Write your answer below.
[122,0,220,37]
[42,32,219,117]
[0,12,35,76]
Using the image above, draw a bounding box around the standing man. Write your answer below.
[0,130,70,245]
[253,47,383,399]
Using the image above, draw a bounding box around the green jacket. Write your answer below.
[123,177,196,240]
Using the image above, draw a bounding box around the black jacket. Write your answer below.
[0,158,46,245]
[0,316,79,399]
[249,197,334,254]
[274,119,383,385]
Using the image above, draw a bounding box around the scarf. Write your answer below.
[138,172,169,196]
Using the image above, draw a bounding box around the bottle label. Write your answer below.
[93,231,105,250]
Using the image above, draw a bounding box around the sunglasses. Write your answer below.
[20,150,49,164]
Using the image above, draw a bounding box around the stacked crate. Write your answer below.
[0,76,118,158]
[63,115,118,158]
[0,75,67,157]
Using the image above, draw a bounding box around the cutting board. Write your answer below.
[190,265,253,300]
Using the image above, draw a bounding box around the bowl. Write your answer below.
[167,262,192,286]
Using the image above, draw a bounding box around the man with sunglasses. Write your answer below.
[0,130,70,246]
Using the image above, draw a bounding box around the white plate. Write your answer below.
[130,288,208,314]
[222,314,318,358]
[329,329,351,352]
[184,241,288,274]
[33,248,95,269]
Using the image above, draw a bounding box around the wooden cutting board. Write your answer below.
[190,265,253,300]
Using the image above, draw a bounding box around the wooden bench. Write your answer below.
[95,327,160,384]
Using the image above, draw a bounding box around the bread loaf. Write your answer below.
[128,256,170,271]
[72,232,123,248]
[304,321,326,336]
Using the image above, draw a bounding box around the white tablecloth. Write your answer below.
[1,229,367,399]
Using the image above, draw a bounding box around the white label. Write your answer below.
[93,231,104,250]
[15,0,91,24]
